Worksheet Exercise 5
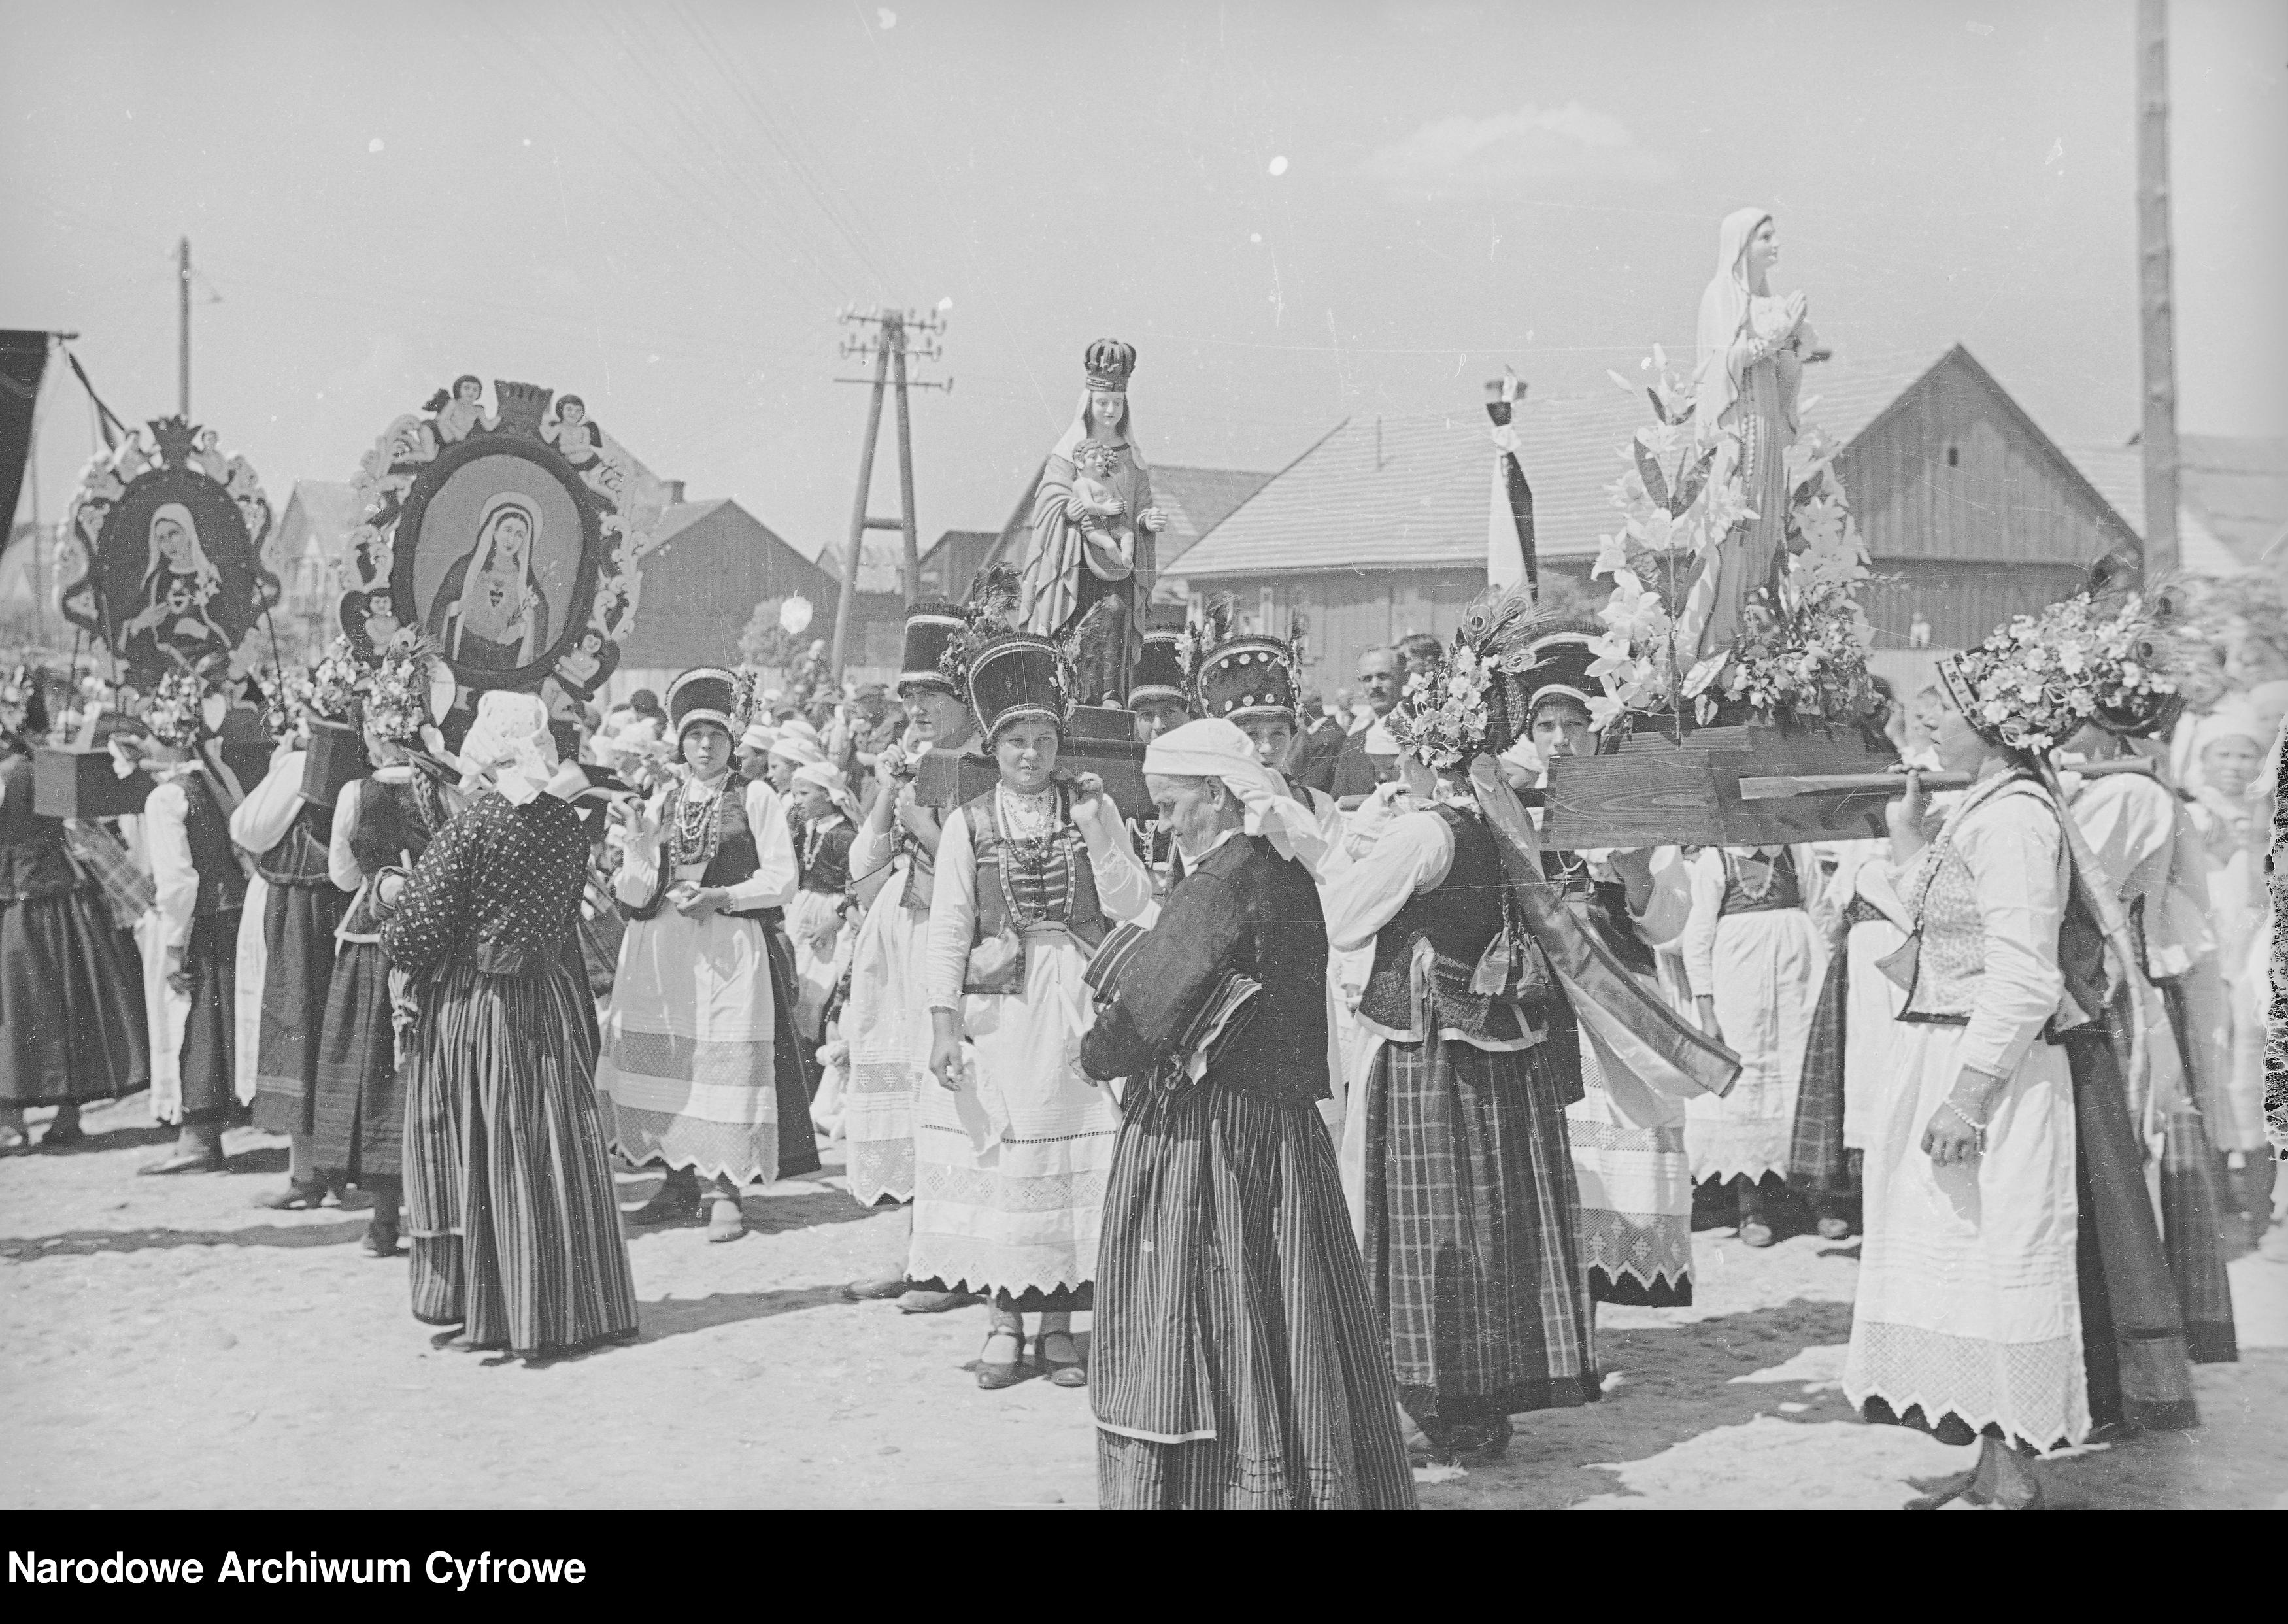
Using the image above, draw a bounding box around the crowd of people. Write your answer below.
[1,524,2280,1509]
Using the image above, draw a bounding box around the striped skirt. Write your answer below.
[1361,1033,1599,1432]
[249,881,345,1136]
[402,956,638,1359]
[311,939,403,1180]
[1093,1081,1416,1510]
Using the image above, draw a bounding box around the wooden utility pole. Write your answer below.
[177,237,192,418]
[830,305,951,677]
[2136,0,2180,577]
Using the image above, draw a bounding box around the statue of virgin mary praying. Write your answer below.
[1022,338,1169,703]
[1687,208,1819,662]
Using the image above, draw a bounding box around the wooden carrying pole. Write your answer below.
[2136,0,2181,577]
[1738,757,2155,801]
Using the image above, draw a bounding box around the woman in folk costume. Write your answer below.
[1081,718,1415,1510]
[1679,837,1829,1245]
[599,668,813,1244]
[1321,615,1602,1465]
[786,758,857,1045]
[841,603,988,1309]
[918,630,1153,1389]
[235,696,353,1208]
[2049,603,2238,1365]
[1187,620,1350,1134]
[0,671,148,1152]
[1685,209,1819,662]
[1788,685,1942,1240]
[1021,339,1171,702]
[311,652,460,1255]
[129,670,250,1175]
[1844,603,2199,1510]
[1503,622,1704,1307]
[381,690,637,1360]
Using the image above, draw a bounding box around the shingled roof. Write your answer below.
[2067,433,2288,575]
[1176,346,2081,579]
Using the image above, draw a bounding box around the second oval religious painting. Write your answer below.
[344,375,662,713]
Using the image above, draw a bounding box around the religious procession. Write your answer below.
[4,4,2282,1520]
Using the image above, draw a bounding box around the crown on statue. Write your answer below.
[1082,338,1135,391]
[493,379,555,438]
[148,416,201,467]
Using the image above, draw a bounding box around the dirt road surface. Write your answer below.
[5,1097,2281,1509]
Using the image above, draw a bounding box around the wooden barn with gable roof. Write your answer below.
[1173,343,2145,693]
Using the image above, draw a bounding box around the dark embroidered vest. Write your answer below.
[181,771,247,919]
[964,784,1107,968]
[254,798,335,887]
[626,777,763,922]
[1359,802,1509,1042]
[0,753,84,901]
[1717,847,1802,915]
[800,817,853,895]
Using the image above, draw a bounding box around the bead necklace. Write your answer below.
[669,773,729,868]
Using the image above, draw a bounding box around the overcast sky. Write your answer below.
[7,0,2284,561]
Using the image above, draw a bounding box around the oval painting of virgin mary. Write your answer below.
[394,439,597,691]
[90,467,278,690]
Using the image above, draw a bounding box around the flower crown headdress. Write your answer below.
[1939,593,2178,756]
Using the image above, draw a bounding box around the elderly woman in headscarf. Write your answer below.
[1081,718,1414,1510]
[1021,339,1171,702]
[378,690,637,1362]
[1687,208,1819,660]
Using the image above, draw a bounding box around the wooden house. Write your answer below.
[1175,343,2147,694]
[606,496,833,702]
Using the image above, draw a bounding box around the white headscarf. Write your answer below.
[1694,206,1774,437]
[1145,717,1325,868]
[457,689,561,805]
[793,758,859,823]
[740,720,777,753]
[769,733,825,769]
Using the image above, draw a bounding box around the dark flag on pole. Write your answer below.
[0,331,52,541]
[1485,370,1536,599]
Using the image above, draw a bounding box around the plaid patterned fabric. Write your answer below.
[1787,901,1877,1193]
[63,819,153,929]
[1362,1033,1598,1425]
[577,870,625,1002]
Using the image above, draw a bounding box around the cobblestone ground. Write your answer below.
[5,1097,2281,1509]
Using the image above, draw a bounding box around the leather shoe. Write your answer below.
[140,1148,226,1176]
[843,1274,913,1301]
[898,1288,979,1314]
[39,1121,86,1149]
